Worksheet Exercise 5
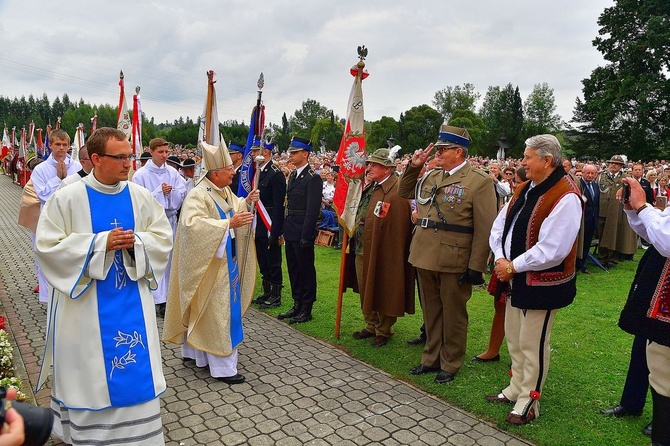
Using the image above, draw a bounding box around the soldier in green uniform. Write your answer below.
[398,125,497,384]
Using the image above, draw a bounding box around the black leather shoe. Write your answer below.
[434,370,455,384]
[472,354,500,363]
[289,311,313,324]
[600,405,642,417]
[278,306,300,320]
[216,374,245,384]
[409,364,439,375]
[259,296,281,309]
[643,421,652,436]
[406,336,426,346]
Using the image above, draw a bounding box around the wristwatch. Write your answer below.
[506,262,515,275]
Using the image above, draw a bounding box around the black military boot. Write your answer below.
[278,301,301,320]
[155,303,166,318]
[252,279,270,305]
[651,387,670,446]
[289,303,313,324]
[260,283,283,309]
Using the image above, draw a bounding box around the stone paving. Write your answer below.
[0,173,533,445]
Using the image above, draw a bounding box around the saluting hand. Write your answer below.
[410,143,435,168]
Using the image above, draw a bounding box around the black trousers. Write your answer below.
[285,240,317,307]
[620,335,650,412]
[254,235,283,285]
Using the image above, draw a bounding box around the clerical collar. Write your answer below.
[85,169,126,194]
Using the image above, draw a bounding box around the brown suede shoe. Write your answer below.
[371,335,389,347]
[353,329,375,340]
[506,409,535,425]
[485,393,514,404]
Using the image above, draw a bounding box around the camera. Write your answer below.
[621,183,631,204]
[0,387,53,446]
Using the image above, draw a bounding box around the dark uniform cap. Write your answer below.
[182,158,196,168]
[607,155,625,165]
[250,136,275,152]
[166,155,181,167]
[435,125,471,148]
[140,151,152,161]
[228,141,245,154]
[366,148,395,167]
[288,136,313,153]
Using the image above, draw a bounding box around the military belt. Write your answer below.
[416,218,474,234]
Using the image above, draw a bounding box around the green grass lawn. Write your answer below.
[255,245,650,446]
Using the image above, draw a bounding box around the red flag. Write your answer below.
[333,60,369,236]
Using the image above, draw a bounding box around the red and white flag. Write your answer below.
[1,125,10,159]
[132,89,143,170]
[333,61,369,235]
[91,114,98,135]
[117,71,132,140]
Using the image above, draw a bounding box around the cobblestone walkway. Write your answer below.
[0,174,532,445]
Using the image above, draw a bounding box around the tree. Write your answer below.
[572,0,670,160]
[396,104,443,152]
[290,99,333,140]
[523,83,562,138]
[479,83,524,156]
[432,83,480,122]
[448,109,486,155]
[310,112,344,153]
[366,116,399,152]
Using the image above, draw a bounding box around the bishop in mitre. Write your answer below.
[163,139,258,384]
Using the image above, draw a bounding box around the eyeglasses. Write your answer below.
[99,154,136,161]
[504,172,514,176]
[79,158,91,161]
[435,146,459,154]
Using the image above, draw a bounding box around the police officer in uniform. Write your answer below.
[248,136,287,309]
[228,141,245,194]
[278,137,322,324]
[398,125,497,384]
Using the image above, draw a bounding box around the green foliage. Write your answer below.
[290,98,335,141]
[572,0,670,160]
[310,114,344,152]
[365,116,399,152]
[397,104,443,152]
[480,84,524,157]
[259,248,651,446]
[432,83,481,122]
[523,83,562,138]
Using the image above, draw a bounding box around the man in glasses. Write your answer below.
[399,125,497,384]
[35,127,173,445]
[132,137,186,317]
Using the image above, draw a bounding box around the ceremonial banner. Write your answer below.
[198,70,220,147]
[1,126,10,160]
[131,89,143,171]
[72,123,85,162]
[117,71,131,140]
[91,114,98,135]
[237,74,265,199]
[36,128,44,159]
[43,124,52,160]
[333,59,369,236]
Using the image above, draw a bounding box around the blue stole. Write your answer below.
[214,203,244,348]
[86,185,155,407]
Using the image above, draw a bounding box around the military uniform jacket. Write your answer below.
[398,162,497,273]
[283,167,323,242]
[597,171,636,254]
[255,162,286,238]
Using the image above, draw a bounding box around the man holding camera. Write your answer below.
[398,125,497,384]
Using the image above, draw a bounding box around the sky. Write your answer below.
[0,0,613,129]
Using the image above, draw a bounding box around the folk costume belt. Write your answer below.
[416,218,473,234]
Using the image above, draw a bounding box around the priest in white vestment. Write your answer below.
[30,129,82,303]
[35,127,172,445]
[164,140,258,384]
[131,137,186,313]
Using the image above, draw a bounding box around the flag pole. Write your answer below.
[334,46,369,339]
[205,71,215,144]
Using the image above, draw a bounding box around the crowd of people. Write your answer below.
[4,124,670,445]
